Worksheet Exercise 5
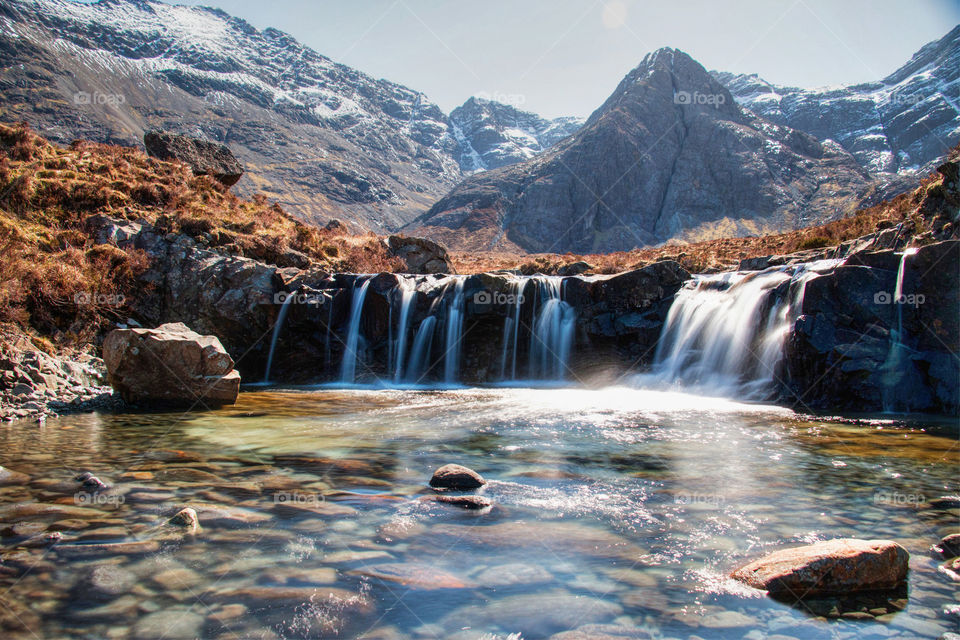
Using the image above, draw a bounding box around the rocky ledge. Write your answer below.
[0,326,120,422]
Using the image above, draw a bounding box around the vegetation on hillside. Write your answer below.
[0,122,400,344]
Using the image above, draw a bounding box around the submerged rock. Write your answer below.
[422,494,493,510]
[429,464,486,490]
[168,507,201,535]
[731,539,909,598]
[348,562,473,590]
[103,322,241,407]
[934,533,960,558]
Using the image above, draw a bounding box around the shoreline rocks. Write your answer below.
[103,323,241,407]
[731,539,910,599]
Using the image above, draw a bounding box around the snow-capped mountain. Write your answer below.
[449,97,583,173]
[0,0,576,230]
[713,25,959,176]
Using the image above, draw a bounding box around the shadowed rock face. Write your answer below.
[410,48,877,253]
[144,131,243,186]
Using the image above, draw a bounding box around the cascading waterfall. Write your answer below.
[262,293,295,383]
[527,277,576,380]
[339,279,370,384]
[882,248,918,411]
[648,262,836,397]
[405,316,437,383]
[392,287,416,383]
[443,278,466,383]
[499,280,524,379]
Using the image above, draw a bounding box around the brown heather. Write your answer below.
[0,122,400,346]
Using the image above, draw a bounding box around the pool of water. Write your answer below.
[0,386,957,639]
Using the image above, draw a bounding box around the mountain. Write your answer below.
[713,25,960,177]
[409,48,878,253]
[449,97,583,173]
[0,0,577,233]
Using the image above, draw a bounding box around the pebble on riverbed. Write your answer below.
[428,464,486,491]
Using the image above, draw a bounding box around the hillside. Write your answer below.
[0,122,400,344]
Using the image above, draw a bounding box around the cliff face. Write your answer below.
[714,25,960,177]
[411,48,876,253]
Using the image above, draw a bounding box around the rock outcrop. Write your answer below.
[387,235,455,274]
[144,131,244,187]
[783,239,959,414]
[411,48,877,253]
[103,322,240,406]
[731,539,910,598]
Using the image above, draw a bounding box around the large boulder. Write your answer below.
[731,539,909,599]
[387,235,455,274]
[103,323,240,407]
[144,131,244,187]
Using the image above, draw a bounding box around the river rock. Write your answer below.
[144,130,244,187]
[167,507,200,534]
[0,466,28,486]
[549,625,655,639]
[429,464,486,490]
[473,563,554,587]
[349,562,473,590]
[131,609,205,640]
[731,539,909,598]
[103,323,240,406]
[934,533,960,558]
[443,591,622,637]
[423,494,493,510]
[80,565,137,600]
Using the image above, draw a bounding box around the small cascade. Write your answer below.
[392,287,416,383]
[499,280,524,379]
[339,279,370,384]
[527,277,576,380]
[405,316,437,383]
[262,293,295,383]
[882,248,918,411]
[648,262,836,397]
[324,301,333,368]
[443,278,466,383]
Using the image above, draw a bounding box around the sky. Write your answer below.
[163,0,960,119]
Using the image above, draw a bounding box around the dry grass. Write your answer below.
[0,122,400,343]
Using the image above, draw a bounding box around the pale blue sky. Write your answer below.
[164,0,959,118]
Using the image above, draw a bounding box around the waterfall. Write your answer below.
[648,262,835,397]
[262,293,295,383]
[527,277,576,380]
[339,279,370,384]
[393,287,416,383]
[882,248,918,411]
[443,278,466,383]
[499,280,523,379]
[405,316,437,383]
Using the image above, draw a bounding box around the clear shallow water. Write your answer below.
[0,387,957,639]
